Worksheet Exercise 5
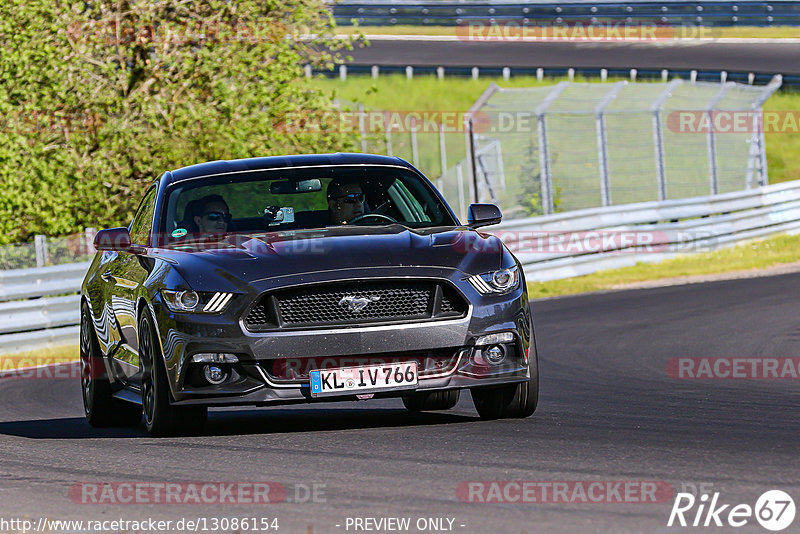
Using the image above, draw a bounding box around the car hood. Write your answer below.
[151,225,510,292]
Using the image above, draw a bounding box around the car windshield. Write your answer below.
[160,165,458,241]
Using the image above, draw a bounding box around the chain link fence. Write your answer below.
[453,77,782,219]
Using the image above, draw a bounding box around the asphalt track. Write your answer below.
[346,38,800,75]
[1,273,799,533]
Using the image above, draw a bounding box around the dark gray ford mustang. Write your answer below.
[81,153,538,436]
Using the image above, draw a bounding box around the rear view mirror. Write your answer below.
[270,179,322,194]
[94,227,143,253]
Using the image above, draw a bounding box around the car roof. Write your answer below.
[166,153,415,183]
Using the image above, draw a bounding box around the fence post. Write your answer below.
[706,83,734,195]
[651,79,682,201]
[438,122,448,186]
[751,75,783,186]
[84,227,97,256]
[464,83,500,205]
[384,111,393,157]
[456,164,467,222]
[34,235,48,267]
[535,82,569,214]
[467,118,479,203]
[358,104,367,152]
[410,116,420,168]
[595,81,626,207]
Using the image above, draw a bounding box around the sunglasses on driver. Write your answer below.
[331,192,365,205]
[203,211,232,222]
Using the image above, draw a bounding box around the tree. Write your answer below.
[0,0,357,244]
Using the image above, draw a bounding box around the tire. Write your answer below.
[471,348,539,420]
[139,312,206,437]
[402,390,460,412]
[80,303,142,427]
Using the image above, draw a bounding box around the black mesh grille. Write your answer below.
[244,280,467,331]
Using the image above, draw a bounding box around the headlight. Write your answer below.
[161,290,234,313]
[467,265,520,295]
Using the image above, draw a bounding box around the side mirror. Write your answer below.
[94,227,143,253]
[467,203,502,229]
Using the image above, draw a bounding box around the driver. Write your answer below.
[327,178,365,224]
[192,194,231,235]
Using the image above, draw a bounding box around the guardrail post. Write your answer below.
[652,79,682,201]
[371,65,379,79]
[34,235,48,268]
[595,81,627,207]
[339,65,347,81]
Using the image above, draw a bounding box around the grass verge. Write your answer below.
[0,345,78,370]
[528,232,800,299]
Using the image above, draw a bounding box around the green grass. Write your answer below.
[528,232,800,298]
[764,91,800,185]
[0,345,78,367]
[341,25,800,39]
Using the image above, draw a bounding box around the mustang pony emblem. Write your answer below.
[338,295,381,313]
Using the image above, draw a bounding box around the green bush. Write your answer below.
[0,0,359,245]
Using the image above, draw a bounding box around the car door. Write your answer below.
[107,185,158,385]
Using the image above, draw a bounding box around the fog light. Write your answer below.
[203,364,227,385]
[485,345,505,364]
[192,353,238,363]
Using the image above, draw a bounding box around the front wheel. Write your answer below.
[471,351,539,420]
[139,312,206,437]
[80,304,141,427]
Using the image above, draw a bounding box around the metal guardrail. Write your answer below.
[334,1,800,26]
[0,262,89,354]
[2,180,800,351]
[489,180,800,281]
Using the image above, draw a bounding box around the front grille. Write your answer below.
[244,280,468,331]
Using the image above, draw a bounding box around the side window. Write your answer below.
[130,186,158,246]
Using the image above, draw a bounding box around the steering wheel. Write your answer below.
[349,213,398,225]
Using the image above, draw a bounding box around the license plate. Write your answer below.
[309,362,418,398]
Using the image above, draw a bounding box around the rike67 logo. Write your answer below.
[668,490,796,531]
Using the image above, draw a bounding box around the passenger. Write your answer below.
[327,179,365,224]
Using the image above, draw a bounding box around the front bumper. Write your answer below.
[152,268,533,407]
